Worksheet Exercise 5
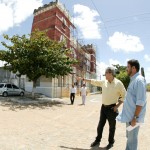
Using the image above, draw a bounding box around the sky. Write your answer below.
[0,0,150,82]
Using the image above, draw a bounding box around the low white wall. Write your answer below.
[25,82,33,92]
[25,82,62,98]
[36,87,62,98]
[36,87,52,97]
[40,82,52,87]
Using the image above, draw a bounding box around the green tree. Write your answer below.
[146,83,150,92]
[0,30,77,98]
[113,64,130,89]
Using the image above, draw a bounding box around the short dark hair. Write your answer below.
[127,59,140,72]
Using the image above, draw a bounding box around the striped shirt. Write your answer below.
[116,72,147,123]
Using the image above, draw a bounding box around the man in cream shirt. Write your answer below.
[77,67,126,149]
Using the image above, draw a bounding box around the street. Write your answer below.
[0,93,150,150]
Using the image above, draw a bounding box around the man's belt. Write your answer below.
[102,103,116,107]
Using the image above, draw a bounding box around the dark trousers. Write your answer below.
[70,93,75,104]
[95,104,118,144]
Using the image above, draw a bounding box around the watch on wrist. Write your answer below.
[133,116,139,119]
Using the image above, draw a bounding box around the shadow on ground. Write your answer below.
[0,95,66,111]
[60,146,107,150]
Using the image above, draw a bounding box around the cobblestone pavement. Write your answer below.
[0,93,150,150]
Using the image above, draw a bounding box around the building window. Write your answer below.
[62,17,67,29]
[60,35,67,47]
[60,35,64,42]
[87,66,90,71]
[71,48,76,58]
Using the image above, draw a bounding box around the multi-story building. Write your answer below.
[25,0,97,97]
[32,0,74,48]
[0,67,25,89]
[77,44,97,92]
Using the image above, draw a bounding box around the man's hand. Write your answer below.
[76,76,82,81]
[111,105,118,112]
[130,118,136,127]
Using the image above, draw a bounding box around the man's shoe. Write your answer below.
[106,143,113,149]
[90,140,100,147]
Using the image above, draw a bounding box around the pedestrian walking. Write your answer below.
[80,84,87,105]
[70,85,76,105]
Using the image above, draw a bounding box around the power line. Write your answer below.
[90,0,109,38]
[104,12,150,23]
[104,18,150,29]
[89,1,150,31]
[90,0,110,66]
[102,13,150,29]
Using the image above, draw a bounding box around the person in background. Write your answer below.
[70,84,76,105]
[116,59,147,150]
[80,84,87,105]
[77,67,126,149]
[82,78,86,86]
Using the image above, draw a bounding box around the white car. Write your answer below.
[0,83,24,97]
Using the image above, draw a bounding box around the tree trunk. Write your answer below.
[32,80,36,99]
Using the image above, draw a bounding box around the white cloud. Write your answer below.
[96,61,108,79]
[0,0,43,33]
[97,59,150,84]
[145,67,150,83]
[144,54,150,62]
[96,59,121,80]
[107,32,144,53]
[109,59,122,66]
[147,68,150,72]
[73,4,101,39]
[0,60,5,67]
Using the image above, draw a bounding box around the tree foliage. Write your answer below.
[146,83,150,91]
[113,64,130,89]
[0,30,77,97]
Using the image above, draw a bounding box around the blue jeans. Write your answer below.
[126,122,140,150]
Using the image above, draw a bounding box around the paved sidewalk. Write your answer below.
[0,93,149,150]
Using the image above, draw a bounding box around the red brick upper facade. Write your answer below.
[32,1,75,48]
[31,0,96,78]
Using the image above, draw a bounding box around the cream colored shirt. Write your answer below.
[91,78,126,105]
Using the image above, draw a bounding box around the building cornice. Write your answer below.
[33,1,71,21]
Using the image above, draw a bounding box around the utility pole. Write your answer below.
[141,67,145,78]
